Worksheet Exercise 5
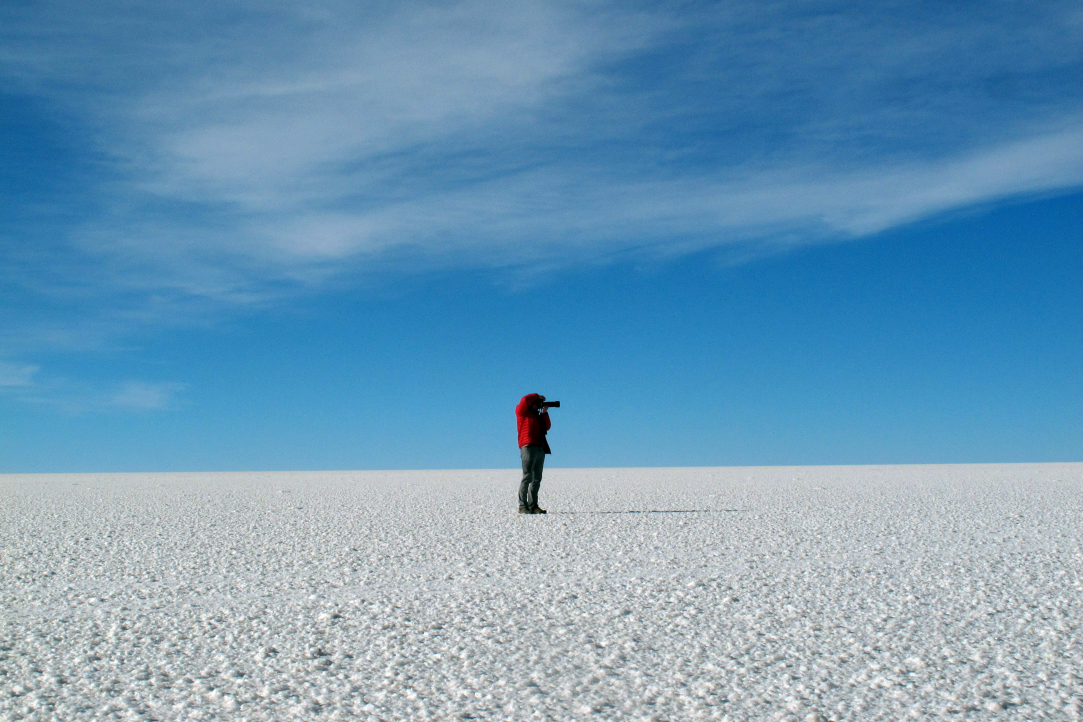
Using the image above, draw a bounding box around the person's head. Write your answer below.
[530,394,545,411]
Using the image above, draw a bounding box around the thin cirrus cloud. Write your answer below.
[0,371,187,413]
[2,0,1082,316]
[107,381,187,411]
[0,361,39,387]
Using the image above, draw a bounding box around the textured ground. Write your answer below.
[2,464,1082,721]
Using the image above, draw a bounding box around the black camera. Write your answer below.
[542,401,560,408]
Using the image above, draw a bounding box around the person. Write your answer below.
[515,393,551,514]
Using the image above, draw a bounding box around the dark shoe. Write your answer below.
[531,506,547,514]
[518,506,532,514]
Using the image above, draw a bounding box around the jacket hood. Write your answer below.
[521,393,543,405]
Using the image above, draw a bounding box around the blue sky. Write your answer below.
[1,0,1081,472]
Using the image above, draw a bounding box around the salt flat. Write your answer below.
[2,464,1082,721]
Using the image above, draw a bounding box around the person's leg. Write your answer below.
[519,445,546,511]
[519,446,535,510]
[529,451,545,511]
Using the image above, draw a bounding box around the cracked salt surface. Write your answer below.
[2,464,1082,721]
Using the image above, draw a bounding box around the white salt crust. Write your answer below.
[2,464,1082,721]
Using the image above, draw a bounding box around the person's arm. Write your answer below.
[541,409,551,431]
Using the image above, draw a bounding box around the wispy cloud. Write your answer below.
[1,0,1082,342]
[1,371,186,413]
[108,381,186,411]
[0,361,39,387]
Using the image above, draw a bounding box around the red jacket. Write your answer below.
[516,393,551,449]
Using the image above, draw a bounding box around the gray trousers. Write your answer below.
[519,445,545,509]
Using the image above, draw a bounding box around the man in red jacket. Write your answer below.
[516,393,551,514]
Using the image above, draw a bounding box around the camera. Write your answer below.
[542,401,560,408]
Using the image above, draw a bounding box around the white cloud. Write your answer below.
[1,0,1081,329]
[10,377,187,413]
[109,381,186,411]
[0,361,39,387]
[0,356,184,412]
